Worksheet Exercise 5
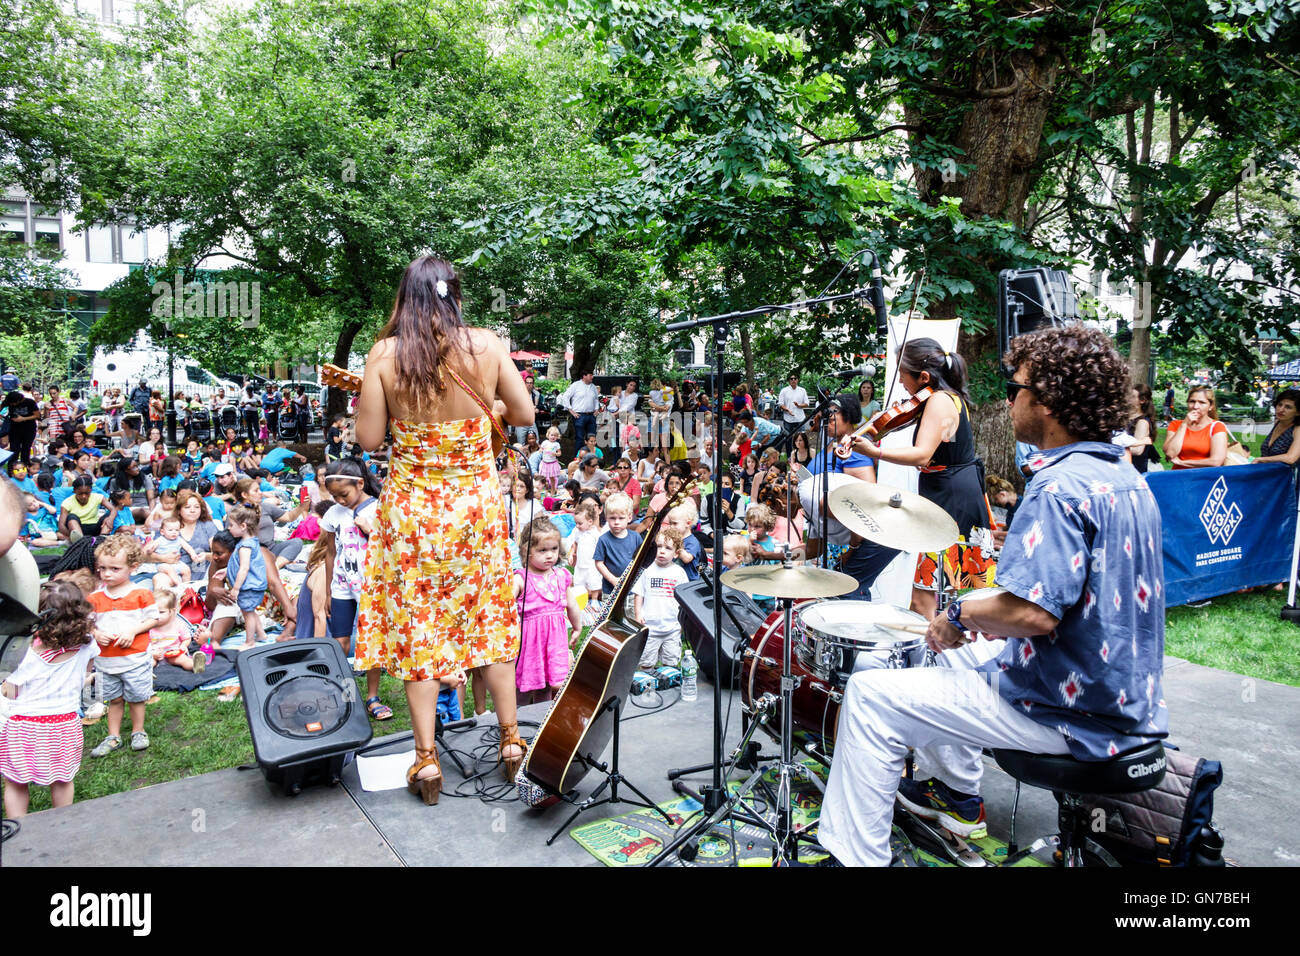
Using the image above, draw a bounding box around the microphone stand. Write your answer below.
[647,285,868,866]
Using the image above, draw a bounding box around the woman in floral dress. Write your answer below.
[354,256,535,805]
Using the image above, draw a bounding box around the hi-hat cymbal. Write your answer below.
[721,564,858,599]
[828,483,960,553]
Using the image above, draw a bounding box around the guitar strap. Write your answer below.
[444,364,510,449]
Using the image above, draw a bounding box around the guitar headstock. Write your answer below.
[322,363,363,393]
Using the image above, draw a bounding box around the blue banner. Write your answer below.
[1146,463,1296,607]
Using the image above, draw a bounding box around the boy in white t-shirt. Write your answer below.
[631,528,688,670]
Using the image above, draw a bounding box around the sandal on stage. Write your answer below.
[365,696,393,721]
[407,746,442,805]
[498,721,528,783]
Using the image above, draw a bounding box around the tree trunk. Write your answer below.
[570,340,601,379]
[904,39,1065,485]
[327,318,364,417]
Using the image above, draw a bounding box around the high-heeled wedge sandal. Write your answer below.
[498,721,528,783]
[407,746,442,805]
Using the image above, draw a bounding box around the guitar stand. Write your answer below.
[545,695,671,846]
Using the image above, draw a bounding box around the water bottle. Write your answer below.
[681,650,698,702]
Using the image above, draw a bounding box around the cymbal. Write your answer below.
[721,564,858,599]
[828,482,960,553]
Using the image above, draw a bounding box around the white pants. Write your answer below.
[819,637,1071,867]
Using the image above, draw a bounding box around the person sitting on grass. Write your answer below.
[21,492,61,547]
[58,475,109,541]
[148,590,207,674]
[143,516,194,590]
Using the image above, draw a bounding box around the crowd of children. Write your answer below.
[5,379,947,818]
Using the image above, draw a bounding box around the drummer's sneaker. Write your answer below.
[896,777,987,839]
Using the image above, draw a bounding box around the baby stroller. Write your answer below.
[278,409,300,441]
[190,407,213,443]
[218,405,239,434]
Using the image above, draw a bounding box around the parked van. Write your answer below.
[91,336,240,402]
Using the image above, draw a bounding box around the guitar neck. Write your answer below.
[594,483,695,631]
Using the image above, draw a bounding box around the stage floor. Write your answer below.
[5,656,1296,867]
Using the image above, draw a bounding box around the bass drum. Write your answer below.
[742,606,841,766]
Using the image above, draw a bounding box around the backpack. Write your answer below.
[1077,748,1225,866]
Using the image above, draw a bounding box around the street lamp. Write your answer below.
[164,317,177,446]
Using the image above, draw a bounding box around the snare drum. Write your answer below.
[795,600,928,685]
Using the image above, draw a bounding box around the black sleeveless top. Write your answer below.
[914,392,988,537]
[1261,424,1296,459]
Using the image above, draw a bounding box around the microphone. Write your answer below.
[869,251,888,337]
[831,364,877,380]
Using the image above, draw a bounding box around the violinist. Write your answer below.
[842,339,989,618]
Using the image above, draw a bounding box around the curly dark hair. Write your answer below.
[1003,326,1132,442]
[36,580,94,652]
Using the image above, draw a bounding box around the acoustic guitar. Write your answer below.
[320,362,508,457]
[520,479,696,800]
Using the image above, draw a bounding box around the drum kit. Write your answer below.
[704,481,963,863]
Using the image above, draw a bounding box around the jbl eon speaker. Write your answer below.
[675,577,767,684]
[236,639,373,795]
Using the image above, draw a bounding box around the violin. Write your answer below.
[835,387,933,458]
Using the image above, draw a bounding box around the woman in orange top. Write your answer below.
[1163,386,1229,469]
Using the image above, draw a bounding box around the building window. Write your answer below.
[0,201,24,246]
[32,206,61,258]
[86,225,114,263]
[121,226,146,263]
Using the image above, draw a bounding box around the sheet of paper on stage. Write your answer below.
[356,749,416,792]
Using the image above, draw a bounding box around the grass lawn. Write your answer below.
[1165,589,1300,686]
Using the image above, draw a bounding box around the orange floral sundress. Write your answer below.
[355,417,519,682]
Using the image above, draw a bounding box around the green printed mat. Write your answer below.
[570,761,1047,867]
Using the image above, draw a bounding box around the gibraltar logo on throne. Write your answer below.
[1199,476,1243,546]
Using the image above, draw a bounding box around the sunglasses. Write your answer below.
[1005,381,1036,403]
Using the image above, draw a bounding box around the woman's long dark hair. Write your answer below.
[377,256,477,411]
[1133,383,1155,421]
[899,337,970,403]
[326,456,383,499]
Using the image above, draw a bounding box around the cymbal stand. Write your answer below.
[648,550,824,866]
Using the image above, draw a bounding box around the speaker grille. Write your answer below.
[307,664,330,677]
[265,669,288,686]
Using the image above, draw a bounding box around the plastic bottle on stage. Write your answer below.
[681,650,698,702]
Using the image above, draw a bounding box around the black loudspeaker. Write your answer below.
[236,639,373,795]
[997,267,1080,373]
[675,577,768,683]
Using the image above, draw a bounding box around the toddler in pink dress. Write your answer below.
[513,517,582,704]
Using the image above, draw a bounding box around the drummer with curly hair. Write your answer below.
[819,326,1168,866]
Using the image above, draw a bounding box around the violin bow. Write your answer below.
[885,267,927,405]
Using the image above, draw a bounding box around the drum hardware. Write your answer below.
[651,551,855,865]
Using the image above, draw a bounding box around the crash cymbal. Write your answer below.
[721,563,858,599]
[828,482,960,553]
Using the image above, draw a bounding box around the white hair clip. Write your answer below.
[436,279,448,298]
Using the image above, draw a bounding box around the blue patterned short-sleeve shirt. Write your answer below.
[981,441,1167,760]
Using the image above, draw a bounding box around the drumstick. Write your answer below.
[871,621,973,645]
